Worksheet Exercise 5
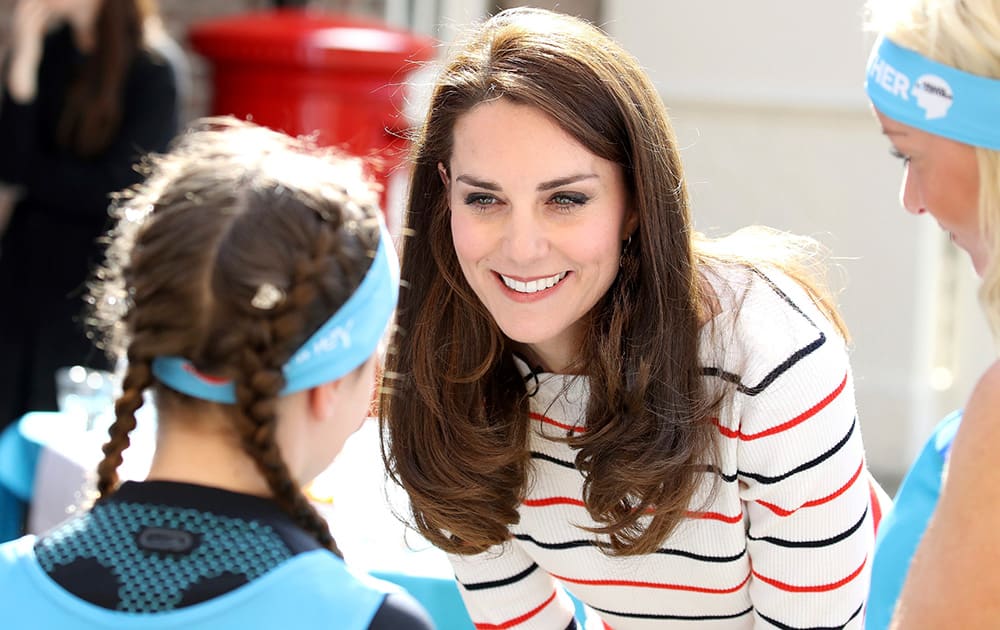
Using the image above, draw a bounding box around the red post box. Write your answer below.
[189,8,436,227]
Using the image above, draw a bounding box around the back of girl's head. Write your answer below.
[867,0,1000,336]
[90,117,383,552]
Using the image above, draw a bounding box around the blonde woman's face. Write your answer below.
[875,108,987,274]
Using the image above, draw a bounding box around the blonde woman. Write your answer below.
[863,0,1000,627]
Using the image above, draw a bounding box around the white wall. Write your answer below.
[605,0,994,483]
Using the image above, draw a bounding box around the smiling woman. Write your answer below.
[380,7,886,630]
[445,101,634,373]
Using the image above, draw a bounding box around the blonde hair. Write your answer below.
[868,0,1000,338]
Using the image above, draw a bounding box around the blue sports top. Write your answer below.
[866,410,962,630]
[0,481,432,629]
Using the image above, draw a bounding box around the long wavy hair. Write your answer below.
[380,7,846,556]
[57,0,160,157]
[88,117,383,554]
[868,0,1000,340]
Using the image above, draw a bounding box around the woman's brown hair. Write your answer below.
[381,7,848,557]
[381,8,718,556]
[57,0,160,157]
[88,117,384,554]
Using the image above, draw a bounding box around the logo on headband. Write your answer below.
[287,319,354,366]
[913,74,953,120]
[869,55,911,100]
[869,54,955,121]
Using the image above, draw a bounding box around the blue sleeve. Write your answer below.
[866,410,962,630]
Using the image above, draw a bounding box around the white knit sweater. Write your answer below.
[448,265,879,629]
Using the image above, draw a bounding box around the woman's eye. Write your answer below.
[464,193,498,210]
[889,147,912,166]
[550,193,589,211]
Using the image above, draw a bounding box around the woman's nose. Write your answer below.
[900,166,926,216]
[502,206,547,262]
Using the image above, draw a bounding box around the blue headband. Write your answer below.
[865,35,1000,150]
[151,223,399,403]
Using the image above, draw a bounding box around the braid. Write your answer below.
[232,226,344,555]
[96,349,153,499]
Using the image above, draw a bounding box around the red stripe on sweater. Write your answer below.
[474,589,558,630]
[523,497,586,508]
[530,411,585,433]
[714,372,848,441]
[522,497,743,524]
[551,570,752,594]
[687,510,744,524]
[869,479,883,535]
[752,556,866,593]
[523,497,742,524]
[755,459,864,516]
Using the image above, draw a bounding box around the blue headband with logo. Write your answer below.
[151,223,399,403]
[865,35,1000,150]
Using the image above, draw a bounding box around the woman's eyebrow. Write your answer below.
[455,173,598,191]
[537,174,598,191]
[455,175,500,190]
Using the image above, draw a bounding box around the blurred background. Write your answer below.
[0,0,992,492]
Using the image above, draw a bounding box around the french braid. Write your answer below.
[233,229,342,554]
[95,355,148,498]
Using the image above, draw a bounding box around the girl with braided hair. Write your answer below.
[0,117,432,629]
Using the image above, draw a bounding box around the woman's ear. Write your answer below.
[437,162,450,190]
[623,210,639,241]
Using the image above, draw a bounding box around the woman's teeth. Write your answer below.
[501,271,567,294]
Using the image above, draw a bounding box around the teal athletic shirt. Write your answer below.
[0,481,432,629]
[866,410,961,630]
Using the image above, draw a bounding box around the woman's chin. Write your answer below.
[968,246,990,278]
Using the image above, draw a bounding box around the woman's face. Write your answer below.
[444,100,636,373]
[875,108,986,274]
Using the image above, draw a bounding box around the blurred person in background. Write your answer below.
[862,0,1000,628]
[0,0,180,432]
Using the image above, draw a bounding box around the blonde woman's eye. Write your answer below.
[889,147,911,166]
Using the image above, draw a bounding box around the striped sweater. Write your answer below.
[448,265,880,629]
